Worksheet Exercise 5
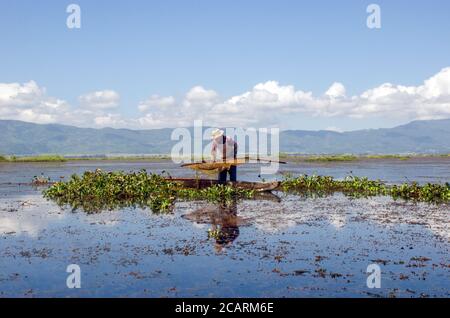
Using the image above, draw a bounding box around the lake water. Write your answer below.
[0,159,449,297]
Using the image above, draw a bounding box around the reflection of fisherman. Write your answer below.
[181,199,240,253]
[212,200,239,253]
[211,129,238,184]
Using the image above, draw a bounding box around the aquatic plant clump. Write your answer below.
[43,170,449,213]
[43,169,254,213]
[281,174,450,203]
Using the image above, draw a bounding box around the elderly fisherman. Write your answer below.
[210,129,238,184]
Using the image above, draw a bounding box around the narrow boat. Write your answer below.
[165,178,280,192]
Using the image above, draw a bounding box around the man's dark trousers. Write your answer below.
[218,165,237,184]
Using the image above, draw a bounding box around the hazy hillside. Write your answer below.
[280,119,450,154]
[1,119,449,155]
[0,120,174,155]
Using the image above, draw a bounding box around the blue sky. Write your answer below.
[1,0,450,130]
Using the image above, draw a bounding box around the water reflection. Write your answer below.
[2,186,449,297]
[182,199,243,252]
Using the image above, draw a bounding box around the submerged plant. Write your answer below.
[207,228,222,240]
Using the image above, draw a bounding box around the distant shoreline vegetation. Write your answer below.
[0,153,450,163]
[0,155,67,162]
[279,153,450,162]
[0,154,171,163]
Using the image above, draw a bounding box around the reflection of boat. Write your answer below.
[165,178,280,192]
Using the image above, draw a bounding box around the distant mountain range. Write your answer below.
[1,118,450,155]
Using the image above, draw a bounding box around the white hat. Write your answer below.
[211,128,224,139]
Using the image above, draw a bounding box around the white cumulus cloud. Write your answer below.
[138,95,176,112]
[0,81,70,124]
[78,90,120,110]
[325,82,346,98]
[1,67,450,129]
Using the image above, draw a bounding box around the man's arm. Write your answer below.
[233,141,238,159]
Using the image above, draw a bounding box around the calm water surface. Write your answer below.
[0,159,449,297]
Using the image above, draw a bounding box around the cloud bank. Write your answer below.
[1,67,450,129]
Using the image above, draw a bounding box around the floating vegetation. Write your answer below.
[281,174,450,203]
[43,170,450,213]
[43,169,254,213]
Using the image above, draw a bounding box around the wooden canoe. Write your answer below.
[165,178,280,192]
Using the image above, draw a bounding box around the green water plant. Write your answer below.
[281,174,450,203]
[43,170,449,213]
[43,169,254,213]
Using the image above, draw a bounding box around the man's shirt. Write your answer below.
[211,136,238,161]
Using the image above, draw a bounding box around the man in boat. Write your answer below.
[211,128,238,184]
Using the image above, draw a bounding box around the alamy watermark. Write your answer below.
[170,120,280,175]
[366,264,381,288]
[66,4,81,29]
[66,264,81,289]
[366,4,381,29]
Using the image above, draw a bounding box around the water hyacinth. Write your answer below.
[282,174,450,203]
[43,170,450,213]
[43,169,254,213]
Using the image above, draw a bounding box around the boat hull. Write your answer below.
[165,178,280,192]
